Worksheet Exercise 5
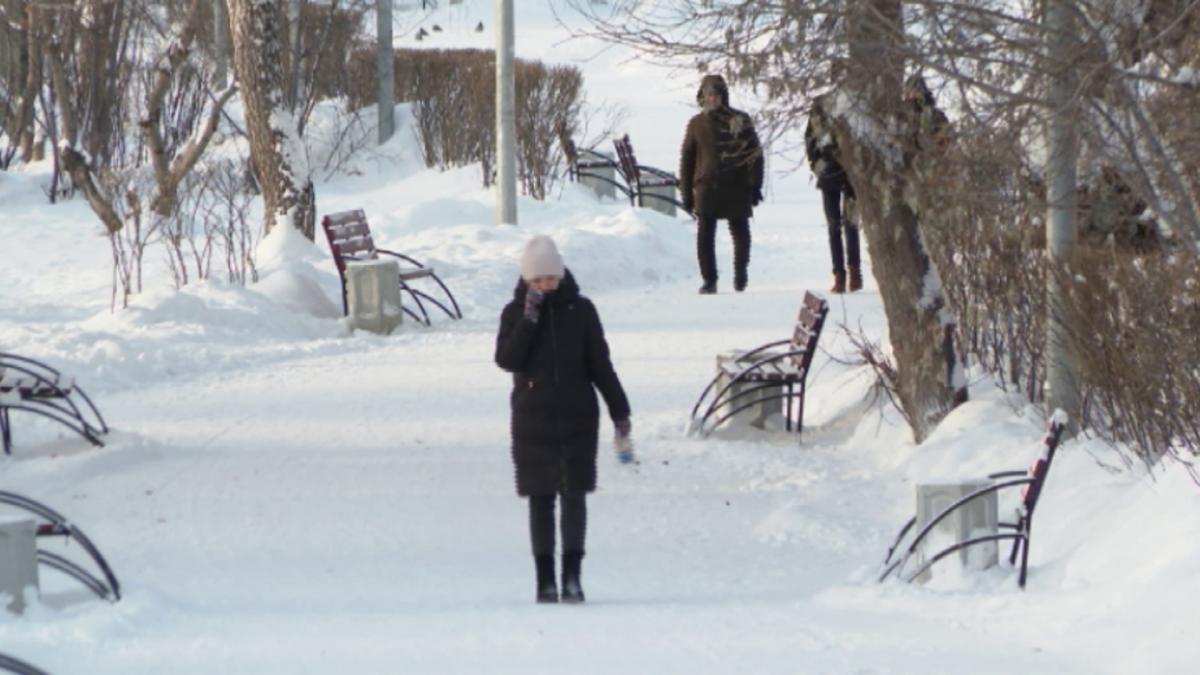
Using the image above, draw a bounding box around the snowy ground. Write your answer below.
[2,2,1199,674]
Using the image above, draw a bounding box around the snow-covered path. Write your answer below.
[1,200,1106,673]
[5,2,1200,671]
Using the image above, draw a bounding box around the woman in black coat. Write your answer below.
[494,235,632,604]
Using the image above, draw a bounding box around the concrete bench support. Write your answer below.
[346,258,403,335]
[712,352,784,430]
[913,481,999,583]
[638,182,678,217]
[0,517,39,614]
[579,154,618,201]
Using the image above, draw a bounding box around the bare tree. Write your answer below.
[49,0,236,306]
[567,0,967,441]
[565,0,1200,447]
[228,0,317,239]
[0,0,44,167]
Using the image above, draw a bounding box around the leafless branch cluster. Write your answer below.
[570,0,1200,461]
[162,158,258,289]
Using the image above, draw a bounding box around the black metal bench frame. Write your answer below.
[561,137,633,201]
[689,291,829,438]
[0,652,51,675]
[0,353,108,455]
[320,210,462,327]
[878,415,1069,589]
[613,134,687,211]
[0,490,121,602]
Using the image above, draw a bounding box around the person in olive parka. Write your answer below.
[494,235,633,604]
[679,73,765,294]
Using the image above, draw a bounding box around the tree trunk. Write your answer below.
[828,0,966,443]
[7,2,44,164]
[228,0,316,240]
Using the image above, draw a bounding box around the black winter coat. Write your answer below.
[494,270,630,496]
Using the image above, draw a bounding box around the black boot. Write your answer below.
[535,554,558,603]
[561,551,585,604]
[698,281,717,295]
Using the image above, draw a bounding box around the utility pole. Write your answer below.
[1043,0,1081,435]
[213,0,231,85]
[378,0,395,144]
[495,0,517,225]
[287,0,303,112]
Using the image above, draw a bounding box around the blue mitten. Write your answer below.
[614,419,634,464]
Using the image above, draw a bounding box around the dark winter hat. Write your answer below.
[519,235,565,281]
[696,74,730,107]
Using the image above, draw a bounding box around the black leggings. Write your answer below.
[528,492,587,556]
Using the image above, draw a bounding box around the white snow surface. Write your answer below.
[2,3,1199,673]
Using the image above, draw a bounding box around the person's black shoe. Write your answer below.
[734,277,747,292]
[561,551,586,604]
[535,554,558,603]
[698,281,717,295]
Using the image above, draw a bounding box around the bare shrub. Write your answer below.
[1062,249,1200,474]
[100,170,161,310]
[345,47,584,196]
[162,168,218,289]
[912,109,1200,469]
[207,159,259,286]
[516,62,582,200]
[156,154,258,291]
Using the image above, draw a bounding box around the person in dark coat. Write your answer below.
[805,103,862,294]
[494,235,633,604]
[679,74,764,294]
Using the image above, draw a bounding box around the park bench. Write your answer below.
[878,413,1069,588]
[613,134,687,215]
[561,137,633,202]
[0,490,121,602]
[320,209,462,327]
[0,353,108,455]
[689,291,829,438]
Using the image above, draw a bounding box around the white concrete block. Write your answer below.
[712,352,784,430]
[913,480,999,583]
[346,258,403,335]
[0,516,39,614]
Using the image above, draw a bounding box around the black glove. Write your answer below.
[523,288,544,322]
[752,188,763,206]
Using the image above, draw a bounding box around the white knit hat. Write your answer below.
[519,235,565,280]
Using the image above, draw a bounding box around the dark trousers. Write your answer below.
[529,492,587,556]
[697,216,751,284]
[821,186,860,274]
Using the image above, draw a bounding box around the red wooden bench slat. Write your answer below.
[323,209,367,228]
[334,237,376,258]
[327,221,372,242]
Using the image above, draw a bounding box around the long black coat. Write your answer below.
[494,270,630,496]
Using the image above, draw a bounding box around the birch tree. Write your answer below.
[228,0,316,239]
